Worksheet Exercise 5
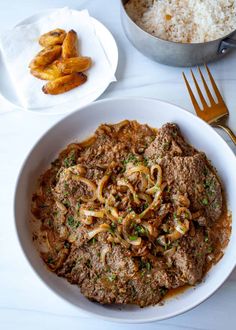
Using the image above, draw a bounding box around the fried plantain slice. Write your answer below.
[55,56,92,74]
[39,28,66,47]
[29,45,62,69]
[62,30,79,58]
[30,63,62,80]
[42,72,87,95]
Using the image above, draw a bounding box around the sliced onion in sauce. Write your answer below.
[142,222,154,236]
[157,235,167,246]
[163,246,177,258]
[117,179,140,205]
[113,120,129,131]
[139,174,148,192]
[80,216,93,225]
[71,174,97,202]
[126,165,150,176]
[105,206,119,221]
[139,183,165,219]
[81,209,105,218]
[55,200,67,214]
[150,164,162,186]
[177,207,192,220]
[87,224,110,240]
[126,236,142,246]
[138,192,152,204]
[175,219,189,235]
[69,164,86,176]
[100,246,110,263]
[146,184,160,195]
[167,219,189,242]
[97,174,110,203]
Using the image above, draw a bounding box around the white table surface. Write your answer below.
[0,1,236,329]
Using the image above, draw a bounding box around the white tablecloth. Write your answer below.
[0,1,235,329]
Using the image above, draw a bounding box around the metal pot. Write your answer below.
[121,0,236,67]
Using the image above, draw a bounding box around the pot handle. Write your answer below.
[219,37,236,54]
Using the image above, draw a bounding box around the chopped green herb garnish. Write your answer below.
[207,190,214,197]
[202,198,209,206]
[151,135,156,142]
[63,200,70,208]
[196,252,203,258]
[204,180,211,188]
[64,151,76,168]
[154,185,160,193]
[109,227,115,234]
[141,270,146,277]
[207,246,214,253]
[47,257,55,264]
[64,241,70,249]
[163,142,170,151]
[67,215,75,227]
[115,195,120,201]
[204,235,209,242]
[129,235,138,241]
[120,167,126,173]
[75,221,81,228]
[45,218,53,227]
[118,217,123,224]
[108,274,117,282]
[85,260,91,268]
[146,262,151,271]
[143,203,149,210]
[160,287,168,296]
[123,153,138,165]
[143,157,148,166]
[91,237,97,244]
[135,225,145,234]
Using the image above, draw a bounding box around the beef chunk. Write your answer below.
[145,123,222,223]
[160,153,222,222]
[171,229,207,285]
[145,123,196,160]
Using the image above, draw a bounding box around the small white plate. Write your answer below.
[14,97,236,323]
[0,9,118,114]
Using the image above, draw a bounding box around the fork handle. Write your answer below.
[215,124,236,145]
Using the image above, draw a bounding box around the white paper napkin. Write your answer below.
[0,8,116,110]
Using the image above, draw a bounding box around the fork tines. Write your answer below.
[183,64,228,120]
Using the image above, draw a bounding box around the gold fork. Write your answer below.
[183,65,236,145]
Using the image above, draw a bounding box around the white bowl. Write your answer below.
[14,97,236,323]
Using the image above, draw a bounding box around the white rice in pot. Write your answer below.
[125,0,236,43]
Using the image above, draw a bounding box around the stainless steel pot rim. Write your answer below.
[121,0,236,46]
